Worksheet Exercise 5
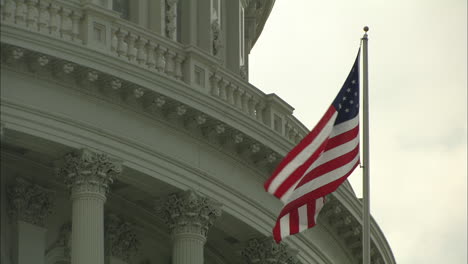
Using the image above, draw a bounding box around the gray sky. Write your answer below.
[249,0,467,263]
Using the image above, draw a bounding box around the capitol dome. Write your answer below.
[0,0,395,263]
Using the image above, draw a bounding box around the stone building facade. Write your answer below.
[0,0,396,263]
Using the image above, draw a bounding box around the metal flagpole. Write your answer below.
[361,26,371,264]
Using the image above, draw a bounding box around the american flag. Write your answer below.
[265,52,361,242]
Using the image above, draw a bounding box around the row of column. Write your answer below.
[7,148,300,264]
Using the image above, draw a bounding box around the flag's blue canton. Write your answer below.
[332,55,360,125]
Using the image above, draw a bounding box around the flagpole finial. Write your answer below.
[363,26,369,32]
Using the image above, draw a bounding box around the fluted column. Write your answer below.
[8,177,54,264]
[241,237,301,264]
[57,148,122,264]
[159,190,222,264]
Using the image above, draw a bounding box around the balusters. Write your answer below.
[15,0,27,26]
[116,29,128,57]
[155,45,167,72]
[25,0,38,30]
[48,3,59,36]
[241,93,250,114]
[2,0,16,23]
[255,101,265,123]
[174,53,185,80]
[210,74,221,97]
[59,7,72,40]
[37,0,49,33]
[71,10,82,42]
[227,83,236,106]
[146,41,156,69]
[126,32,137,62]
[136,37,147,65]
[235,88,244,110]
[219,79,229,101]
[164,50,176,76]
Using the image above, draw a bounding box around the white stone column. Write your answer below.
[8,177,54,264]
[57,148,122,264]
[159,190,222,264]
[241,237,301,264]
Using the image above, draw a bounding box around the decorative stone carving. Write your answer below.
[196,114,207,125]
[47,222,72,257]
[158,190,221,237]
[12,48,24,60]
[241,237,301,264]
[240,65,247,80]
[133,87,145,98]
[7,177,54,226]
[56,148,122,196]
[176,105,187,116]
[87,70,98,82]
[105,214,139,262]
[110,78,122,90]
[37,55,49,66]
[165,0,178,40]
[233,133,244,144]
[250,143,261,153]
[154,96,166,108]
[63,63,75,74]
[211,18,222,56]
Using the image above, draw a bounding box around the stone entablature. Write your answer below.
[321,195,385,264]
[7,177,54,227]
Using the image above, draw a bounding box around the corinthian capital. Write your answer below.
[56,148,122,196]
[8,177,54,226]
[158,190,222,237]
[105,214,139,262]
[241,237,301,264]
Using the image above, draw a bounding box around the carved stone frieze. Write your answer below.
[157,190,221,238]
[56,148,122,196]
[7,177,54,226]
[241,237,301,264]
[105,214,139,262]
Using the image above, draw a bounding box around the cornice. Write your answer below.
[0,27,299,156]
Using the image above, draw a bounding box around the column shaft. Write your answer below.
[71,193,106,264]
[172,233,205,264]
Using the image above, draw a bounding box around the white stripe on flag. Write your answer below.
[288,154,360,202]
[280,214,290,240]
[305,135,359,173]
[330,115,359,138]
[268,112,338,194]
[314,197,325,223]
[298,204,308,232]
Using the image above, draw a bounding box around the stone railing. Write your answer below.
[0,0,309,145]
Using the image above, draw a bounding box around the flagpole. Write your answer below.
[361,26,371,264]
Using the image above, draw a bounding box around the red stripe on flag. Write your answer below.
[277,160,360,219]
[273,138,330,198]
[289,208,299,234]
[307,201,316,228]
[264,106,337,191]
[273,218,282,243]
[297,145,360,188]
[325,125,359,151]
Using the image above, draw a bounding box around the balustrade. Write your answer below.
[0,0,309,145]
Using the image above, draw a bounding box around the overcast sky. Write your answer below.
[249,0,467,263]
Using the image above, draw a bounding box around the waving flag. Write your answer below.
[265,52,361,242]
